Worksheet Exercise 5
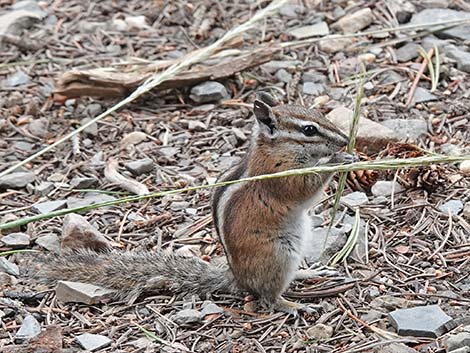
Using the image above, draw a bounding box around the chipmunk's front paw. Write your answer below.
[330,151,358,164]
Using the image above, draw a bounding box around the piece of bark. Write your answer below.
[104,158,149,196]
[54,45,280,100]
[62,213,111,251]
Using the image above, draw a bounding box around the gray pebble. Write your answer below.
[438,200,464,215]
[76,333,112,351]
[190,81,229,103]
[1,232,30,248]
[15,314,41,341]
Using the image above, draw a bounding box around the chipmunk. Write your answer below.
[40,92,353,315]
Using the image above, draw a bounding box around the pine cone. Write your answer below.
[346,150,380,192]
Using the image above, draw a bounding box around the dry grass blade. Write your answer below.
[330,208,361,265]
[0,0,289,179]
[1,154,468,231]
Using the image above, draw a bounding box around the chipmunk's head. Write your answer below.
[252,92,349,164]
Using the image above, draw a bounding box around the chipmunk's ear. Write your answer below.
[253,99,278,136]
[256,91,278,107]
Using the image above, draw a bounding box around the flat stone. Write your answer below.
[396,43,421,62]
[361,309,383,322]
[125,158,154,175]
[302,72,327,83]
[35,234,60,252]
[447,332,470,352]
[11,0,47,18]
[302,82,325,95]
[201,302,224,316]
[70,176,98,189]
[275,69,292,83]
[306,323,333,341]
[373,343,419,353]
[0,171,35,189]
[15,315,41,341]
[370,295,412,311]
[305,226,347,264]
[56,281,115,304]
[173,309,203,325]
[76,333,112,351]
[340,191,368,207]
[438,200,464,215]
[66,193,116,209]
[81,118,98,137]
[440,143,463,156]
[411,87,437,105]
[381,119,428,141]
[0,257,20,276]
[190,81,229,103]
[332,8,374,33]
[61,213,111,251]
[279,4,304,18]
[0,9,42,36]
[13,141,34,152]
[319,38,352,53]
[287,22,329,39]
[32,200,67,214]
[326,107,398,153]
[410,9,470,41]
[445,45,470,73]
[34,181,54,196]
[371,181,404,197]
[1,232,30,248]
[261,60,301,73]
[389,305,454,338]
[5,71,30,87]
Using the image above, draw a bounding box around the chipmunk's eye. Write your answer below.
[302,125,317,136]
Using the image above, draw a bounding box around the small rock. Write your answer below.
[66,193,116,210]
[125,15,148,29]
[411,87,437,105]
[121,131,148,147]
[61,213,111,251]
[76,333,112,351]
[190,81,229,103]
[32,200,67,214]
[0,272,17,288]
[261,60,301,73]
[371,181,404,197]
[201,302,224,316]
[188,120,206,131]
[0,171,35,189]
[438,200,464,215]
[0,10,42,36]
[35,234,60,252]
[173,309,203,325]
[34,181,54,196]
[0,214,21,234]
[302,82,325,95]
[319,38,352,53]
[13,141,34,152]
[0,257,20,276]
[5,71,30,87]
[410,9,470,41]
[15,315,41,341]
[56,281,115,304]
[361,309,383,322]
[175,245,201,258]
[81,118,98,137]
[395,43,421,62]
[332,8,374,33]
[81,21,106,33]
[1,232,30,248]
[302,72,327,83]
[279,4,304,18]
[11,0,47,18]
[445,45,470,73]
[389,305,454,338]
[440,143,462,156]
[275,69,292,83]
[306,323,333,341]
[447,332,470,352]
[379,71,405,85]
[125,158,154,175]
[340,191,368,207]
[111,18,128,31]
[85,103,102,117]
[370,295,412,311]
[305,226,346,263]
[381,119,428,141]
[374,343,419,353]
[287,22,329,39]
[326,107,398,153]
[70,176,98,189]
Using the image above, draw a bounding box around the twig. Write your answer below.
[104,158,149,196]
[405,47,434,107]
[0,154,468,230]
[430,209,453,258]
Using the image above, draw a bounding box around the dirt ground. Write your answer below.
[0,0,469,352]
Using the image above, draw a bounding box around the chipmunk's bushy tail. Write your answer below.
[40,249,237,300]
